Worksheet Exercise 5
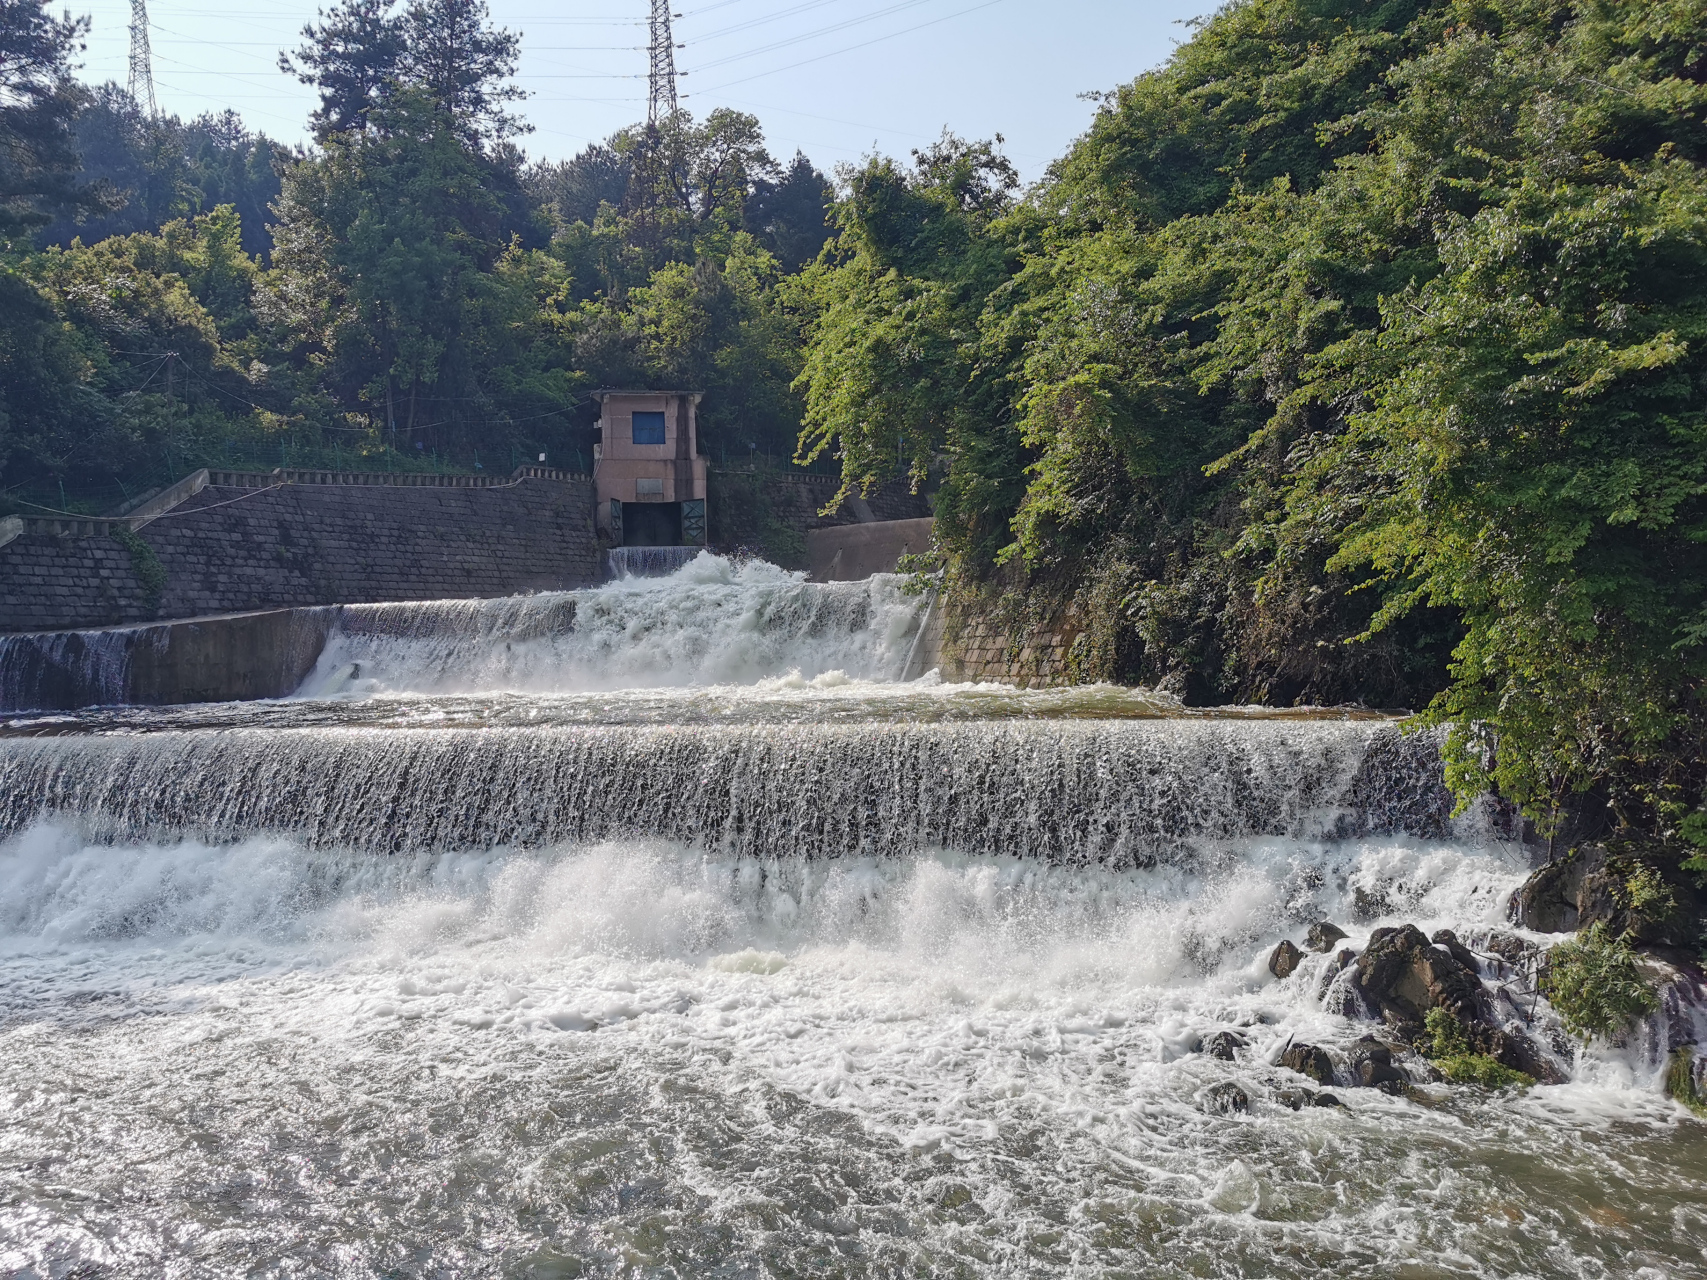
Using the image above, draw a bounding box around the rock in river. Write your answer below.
[1307,921,1349,953]
[1203,1030,1248,1061]
[1203,1082,1250,1114]
[1269,939,1304,979]
[1279,1042,1336,1086]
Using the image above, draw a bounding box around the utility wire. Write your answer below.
[693,0,1008,93]
[690,0,943,73]
[688,0,846,44]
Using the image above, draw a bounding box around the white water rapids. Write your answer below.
[1,554,1704,1278]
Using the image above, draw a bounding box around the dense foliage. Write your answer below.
[0,0,832,515]
[795,0,1707,847]
[1540,923,1661,1042]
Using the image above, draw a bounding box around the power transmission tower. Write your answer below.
[128,0,159,119]
[647,0,679,125]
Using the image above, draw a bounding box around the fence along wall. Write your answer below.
[0,468,600,633]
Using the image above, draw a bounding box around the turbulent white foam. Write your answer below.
[4,555,1701,1274]
[298,553,927,696]
[4,823,1700,1277]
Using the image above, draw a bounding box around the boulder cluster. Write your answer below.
[1509,842,1704,948]
[1192,916,1564,1110]
[1199,846,1707,1114]
[1509,843,1707,1109]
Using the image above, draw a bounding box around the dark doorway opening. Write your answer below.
[622,501,683,547]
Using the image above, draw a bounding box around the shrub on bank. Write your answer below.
[1540,924,1660,1044]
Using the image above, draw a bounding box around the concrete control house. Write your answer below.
[593,389,707,548]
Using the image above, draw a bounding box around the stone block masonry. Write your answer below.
[753,471,935,530]
[0,469,599,633]
[936,599,1083,687]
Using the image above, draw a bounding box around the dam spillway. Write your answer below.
[0,718,1456,860]
[1,553,1701,1278]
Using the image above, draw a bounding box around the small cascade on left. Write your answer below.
[0,626,137,711]
[0,609,338,713]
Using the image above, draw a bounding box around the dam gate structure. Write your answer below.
[594,389,707,577]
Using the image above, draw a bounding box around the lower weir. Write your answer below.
[0,718,1456,861]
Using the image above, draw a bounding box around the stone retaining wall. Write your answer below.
[755,472,935,528]
[1,470,598,632]
[706,469,934,568]
[936,599,1083,687]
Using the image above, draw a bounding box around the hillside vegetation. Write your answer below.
[796,0,1707,850]
[0,0,830,512]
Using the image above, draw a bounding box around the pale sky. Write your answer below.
[73,0,1214,182]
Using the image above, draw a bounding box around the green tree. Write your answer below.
[526,141,630,229]
[40,90,284,258]
[399,0,524,145]
[0,0,105,241]
[791,133,1020,540]
[744,150,834,271]
[280,0,405,140]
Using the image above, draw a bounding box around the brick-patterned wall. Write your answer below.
[936,599,1083,687]
[1,474,598,632]
[706,469,935,569]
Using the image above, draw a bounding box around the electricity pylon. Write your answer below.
[647,0,679,125]
[128,0,158,119]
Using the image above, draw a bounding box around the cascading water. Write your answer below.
[0,625,143,710]
[298,552,926,695]
[2,553,1703,1279]
[606,545,702,579]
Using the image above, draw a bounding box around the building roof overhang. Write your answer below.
[594,389,704,403]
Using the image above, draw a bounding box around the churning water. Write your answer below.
[2,555,1704,1278]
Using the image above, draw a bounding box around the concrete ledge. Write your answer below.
[128,468,209,528]
[0,607,337,711]
[808,518,935,582]
[206,465,591,489]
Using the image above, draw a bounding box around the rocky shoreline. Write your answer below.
[1199,843,1707,1112]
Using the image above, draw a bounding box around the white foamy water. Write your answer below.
[299,553,928,696]
[3,560,1706,1277]
[1,826,1702,1278]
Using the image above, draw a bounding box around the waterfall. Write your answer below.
[0,719,1463,860]
[0,554,925,709]
[300,553,926,695]
[607,545,703,579]
[0,625,141,710]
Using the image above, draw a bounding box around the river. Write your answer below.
[1,554,1701,1277]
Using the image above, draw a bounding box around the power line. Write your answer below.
[691,0,942,74]
[687,0,845,44]
[693,0,1009,93]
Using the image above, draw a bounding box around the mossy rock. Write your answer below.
[1423,1009,1534,1089]
[1666,1047,1707,1117]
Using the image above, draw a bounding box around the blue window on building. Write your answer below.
[631,411,666,445]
